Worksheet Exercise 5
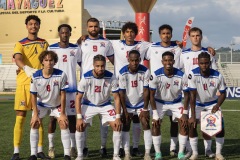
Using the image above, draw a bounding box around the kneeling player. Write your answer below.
[149,51,189,160]
[188,52,226,160]
[29,51,71,160]
[75,55,122,160]
[118,50,152,160]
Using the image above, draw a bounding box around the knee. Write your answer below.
[59,121,68,130]
[141,118,150,130]
[151,124,161,136]
[216,128,225,138]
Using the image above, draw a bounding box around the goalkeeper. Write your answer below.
[11,15,49,160]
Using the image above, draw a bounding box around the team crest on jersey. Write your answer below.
[70,50,76,56]
[206,116,216,127]
[139,76,143,82]
[174,80,179,86]
[209,81,215,87]
[40,42,45,48]
[100,42,106,47]
[54,80,59,86]
[20,101,25,106]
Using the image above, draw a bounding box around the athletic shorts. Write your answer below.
[189,103,221,120]
[81,104,116,126]
[14,84,31,111]
[126,107,146,116]
[156,102,184,120]
[33,105,61,119]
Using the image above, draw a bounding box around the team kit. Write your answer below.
[11,15,226,160]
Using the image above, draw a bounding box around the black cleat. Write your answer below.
[11,153,20,160]
[119,148,125,157]
[37,152,51,159]
[99,148,108,158]
[64,155,71,160]
[131,148,143,157]
[28,155,37,160]
[83,147,89,157]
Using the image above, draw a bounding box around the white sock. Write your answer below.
[216,137,224,154]
[144,130,152,154]
[186,139,192,152]
[75,131,85,157]
[38,146,43,153]
[132,123,141,148]
[113,131,121,155]
[30,128,38,156]
[70,133,76,148]
[189,137,198,155]
[122,131,130,154]
[48,133,55,148]
[204,139,212,152]
[152,135,161,153]
[83,128,88,148]
[178,134,188,153]
[100,123,108,148]
[61,129,70,156]
[170,137,178,151]
[14,147,19,154]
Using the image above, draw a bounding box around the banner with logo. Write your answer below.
[226,87,240,98]
[201,110,222,137]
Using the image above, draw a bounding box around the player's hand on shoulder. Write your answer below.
[77,35,88,45]
[175,40,183,48]
[207,47,216,56]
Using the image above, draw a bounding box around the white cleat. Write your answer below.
[144,153,152,160]
[48,147,55,158]
[124,153,131,160]
[113,154,122,160]
[205,150,215,158]
[75,156,83,160]
[189,154,198,160]
[215,154,225,160]
[185,151,192,159]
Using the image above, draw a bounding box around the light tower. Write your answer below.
[128,0,157,67]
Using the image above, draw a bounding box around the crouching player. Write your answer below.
[118,50,152,160]
[75,55,122,160]
[188,52,226,160]
[29,51,71,160]
[149,51,189,160]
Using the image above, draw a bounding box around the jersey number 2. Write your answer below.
[63,55,67,62]
[95,86,101,92]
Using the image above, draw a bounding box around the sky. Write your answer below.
[84,0,240,49]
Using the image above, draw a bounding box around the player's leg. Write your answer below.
[168,111,178,157]
[202,132,215,158]
[99,115,109,158]
[48,116,57,158]
[215,117,225,160]
[12,85,30,160]
[131,115,143,157]
[152,102,165,160]
[122,110,133,160]
[139,109,152,160]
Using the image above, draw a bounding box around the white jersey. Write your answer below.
[48,43,81,92]
[111,40,151,77]
[188,67,226,106]
[77,70,119,106]
[118,64,150,109]
[149,67,188,104]
[145,41,182,74]
[180,47,217,76]
[30,69,68,108]
[80,36,114,77]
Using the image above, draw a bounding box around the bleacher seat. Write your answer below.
[0,64,18,91]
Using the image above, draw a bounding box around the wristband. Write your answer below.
[183,110,188,114]
[116,114,121,118]
[77,114,82,119]
[152,110,159,120]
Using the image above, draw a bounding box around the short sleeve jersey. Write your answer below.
[48,43,81,92]
[149,67,188,104]
[188,67,226,106]
[77,70,119,106]
[80,36,114,77]
[14,37,49,85]
[145,41,182,74]
[30,68,68,108]
[118,64,150,109]
[180,47,217,76]
[111,40,151,77]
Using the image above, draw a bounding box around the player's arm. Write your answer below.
[179,91,190,128]
[75,92,83,116]
[30,93,41,128]
[58,90,68,125]
[107,56,114,65]
[189,90,197,128]
[119,89,129,124]
[76,34,88,45]
[139,87,150,121]
[113,92,122,131]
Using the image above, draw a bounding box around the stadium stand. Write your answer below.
[0,64,18,91]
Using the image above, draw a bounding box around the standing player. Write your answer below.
[79,17,114,157]
[29,50,71,160]
[149,51,189,160]
[75,55,122,160]
[188,52,226,160]
[180,27,217,158]
[12,15,49,160]
[47,24,81,158]
[118,50,152,160]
